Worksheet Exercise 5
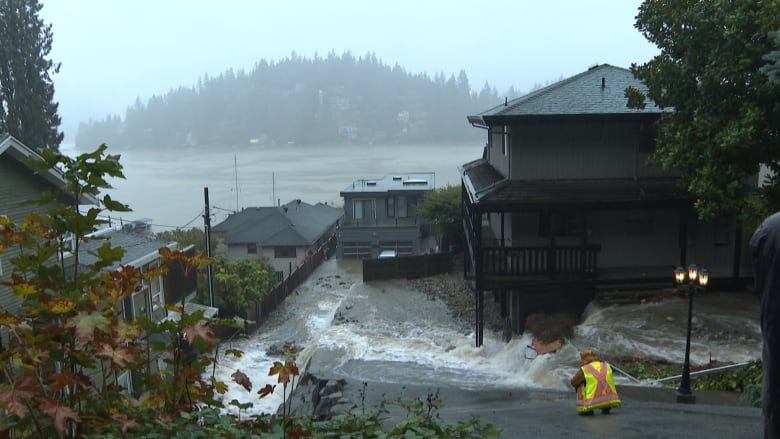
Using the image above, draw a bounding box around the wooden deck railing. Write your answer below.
[481,244,600,279]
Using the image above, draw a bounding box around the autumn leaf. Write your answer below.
[65,311,110,343]
[112,413,140,434]
[0,311,22,325]
[257,384,275,399]
[182,323,214,350]
[268,360,299,388]
[0,374,39,418]
[39,397,81,437]
[47,297,76,314]
[231,369,252,392]
[95,343,135,368]
[46,371,91,394]
[211,377,228,395]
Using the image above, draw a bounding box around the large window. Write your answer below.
[274,246,296,258]
[397,196,408,218]
[386,197,395,217]
[353,199,375,219]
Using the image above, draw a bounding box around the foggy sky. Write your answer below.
[39,0,659,142]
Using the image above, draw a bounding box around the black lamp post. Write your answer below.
[674,264,708,404]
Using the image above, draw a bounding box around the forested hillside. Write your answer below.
[75,51,516,150]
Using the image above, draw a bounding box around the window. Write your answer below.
[274,246,296,258]
[386,197,395,217]
[397,196,408,218]
[275,271,284,282]
[353,199,375,219]
[714,217,731,247]
[502,125,509,156]
[247,243,257,254]
[142,262,165,319]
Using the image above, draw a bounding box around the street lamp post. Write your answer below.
[674,264,709,404]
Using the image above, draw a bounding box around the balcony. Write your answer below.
[479,244,600,288]
[340,217,421,228]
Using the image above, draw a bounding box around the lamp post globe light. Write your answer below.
[674,264,709,404]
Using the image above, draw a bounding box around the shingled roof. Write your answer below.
[212,200,343,246]
[470,64,662,124]
[78,228,175,270]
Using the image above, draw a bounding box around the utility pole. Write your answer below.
[204,187,216,308]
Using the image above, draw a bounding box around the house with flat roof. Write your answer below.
[212,200,343,281]
[338,172,435,259]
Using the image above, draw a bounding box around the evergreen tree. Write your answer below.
[0,0,62,152]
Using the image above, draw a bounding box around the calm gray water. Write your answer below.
[70,143,480,230]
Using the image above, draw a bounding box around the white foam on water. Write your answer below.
[211,259,763,417]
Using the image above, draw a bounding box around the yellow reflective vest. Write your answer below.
[576,361,621,412]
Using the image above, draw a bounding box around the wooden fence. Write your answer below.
[362,253,453,282]
[242,233,337,334]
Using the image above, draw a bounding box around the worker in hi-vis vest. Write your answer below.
[570,349,621,415]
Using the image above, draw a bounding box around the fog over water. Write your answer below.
[63,143,479,230]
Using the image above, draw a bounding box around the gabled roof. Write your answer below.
[212,200,343,246]
[77,228,175,270]
[0,134,98,205]
[341,172,436,195]
[469,64,662,125]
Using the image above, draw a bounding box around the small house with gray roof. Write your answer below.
[78,227,181,323]
[461,64,754,346]
[338,172,436,259]
[212,200,343,281]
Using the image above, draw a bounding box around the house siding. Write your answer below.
[0,159,66,315]
[509,119,668,180]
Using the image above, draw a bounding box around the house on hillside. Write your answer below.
[461,64,754,346]
[338,173,436,259]
[77,227,210,323]
[212,200,343,281]
[0,135,98,346]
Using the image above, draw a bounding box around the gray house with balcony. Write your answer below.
[338,173,435,259]
[461,64,754,346]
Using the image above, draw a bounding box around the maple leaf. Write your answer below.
[211,377,228,395]
[65,311,110,343]
[182,323,214,350]
[231,369,252,392]
[95,344,135,368]
[0,311,21,325]
[257,384,275,399]
[0,374,39,418]
[39,397,81,437]
[268,360,299,388]
[47,297,76,314]
[111,413,140,434]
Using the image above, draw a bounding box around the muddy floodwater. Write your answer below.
[212,259,761,416]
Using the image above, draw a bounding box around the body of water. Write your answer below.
[63,143,481,230]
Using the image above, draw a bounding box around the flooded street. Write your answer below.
[212,258,762,416]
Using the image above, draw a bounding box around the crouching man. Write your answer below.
[570,349,621,416]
